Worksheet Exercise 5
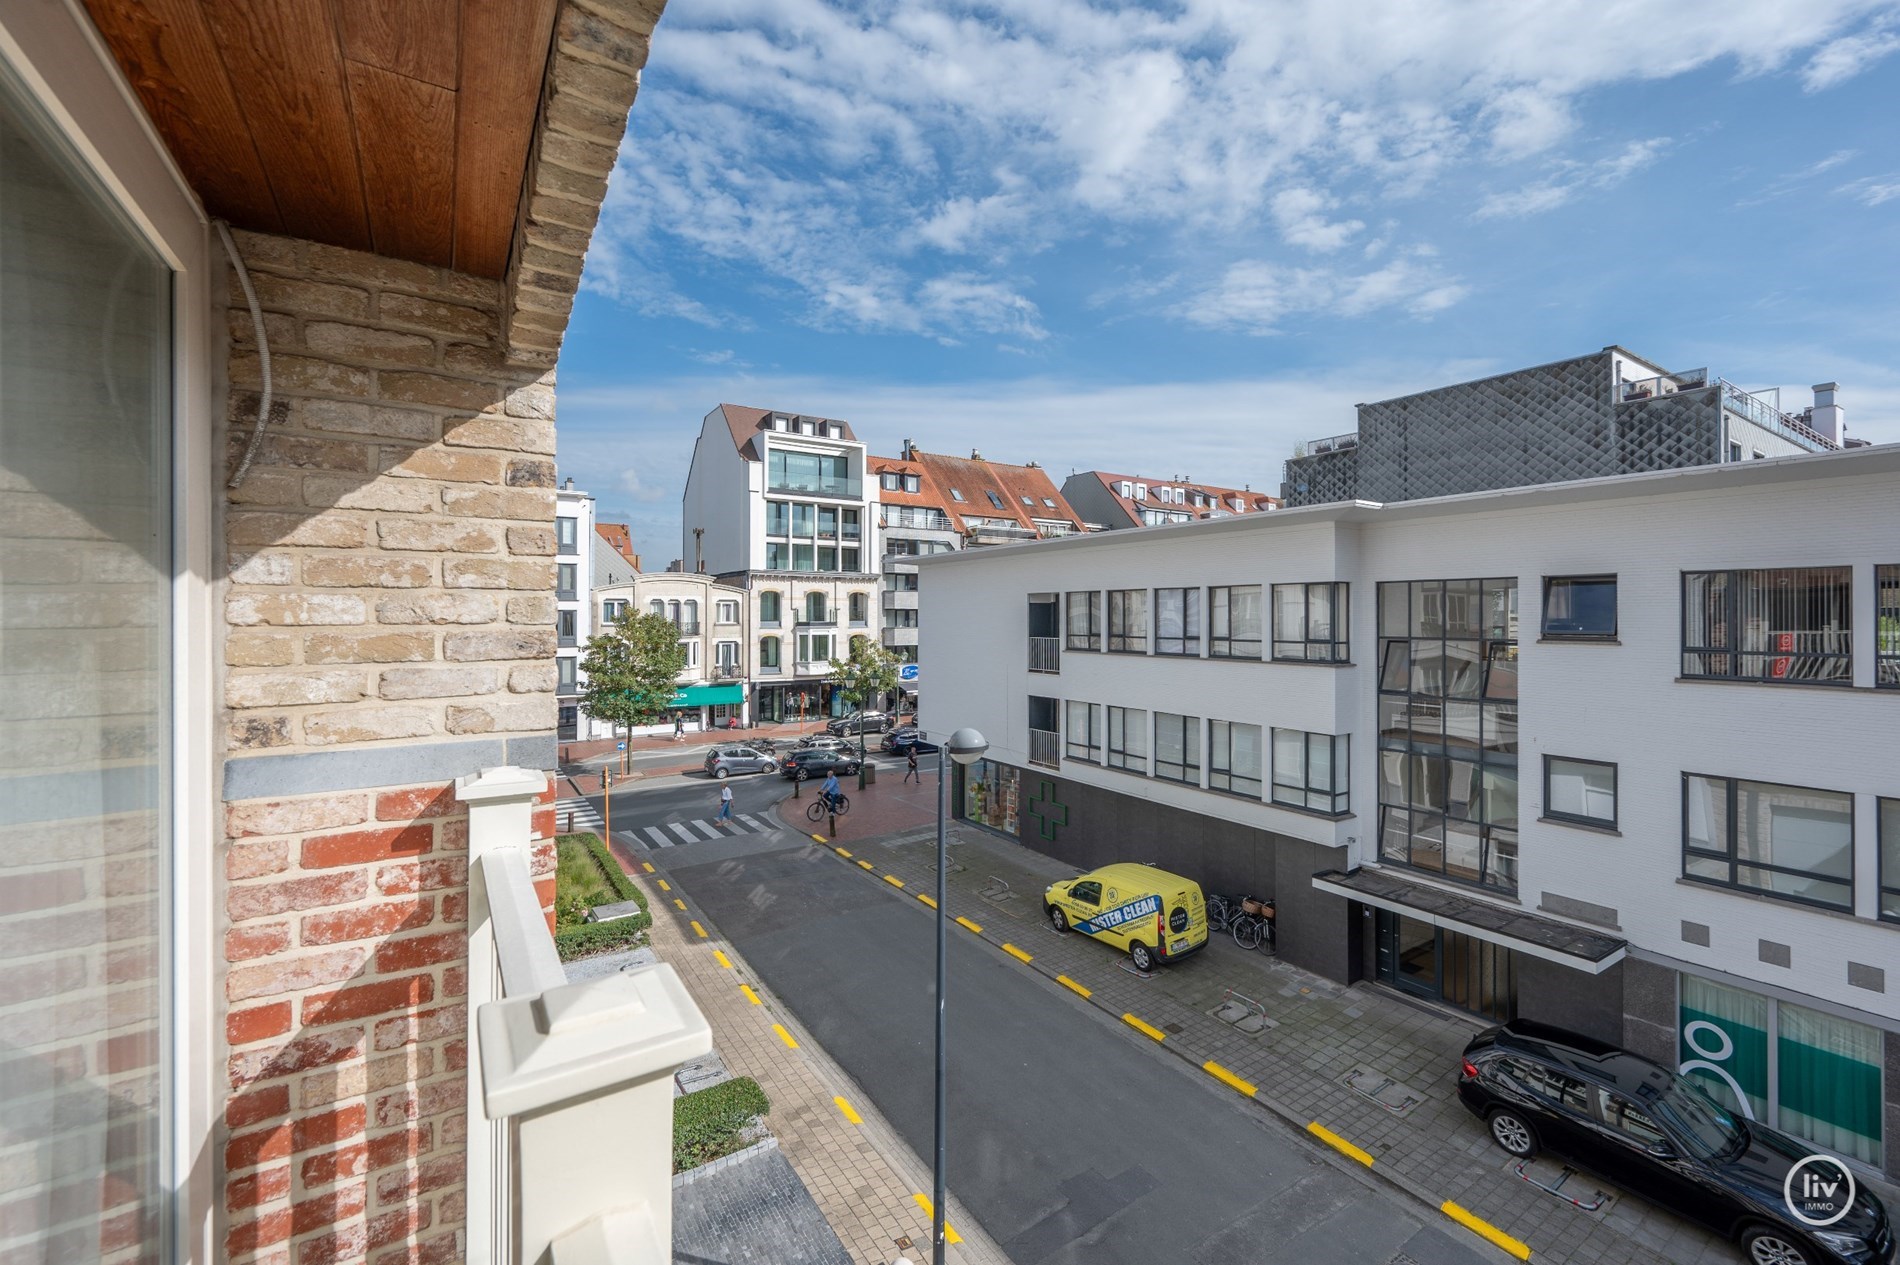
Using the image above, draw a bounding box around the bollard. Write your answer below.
[829,812,837,839]
[793,775,801,799]
[564,811,572,834]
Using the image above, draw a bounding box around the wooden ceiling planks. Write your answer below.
[452,0,559,279]
[82,0,558,278]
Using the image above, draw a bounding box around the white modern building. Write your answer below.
[921,445,1900,1181]
[555,480,595,741]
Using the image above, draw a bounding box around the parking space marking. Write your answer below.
[909,1195,963,1245]
[1306,1122,1374,1167]
[641,862,655,873]
[773,1024,799,1050]
[656,879,671,892]
[713,950,733,970]
[690,920,707,938]
[834,847,852,858]
[833,1096,863,1125]
[674,898,688,911]
[955,916,983,934]
[856,859,876,871]
[1441,1202,1531,1260]
[740,984,762,1005]
[1122,1013,1166,1042]
[916,893,937,908]
[883,874,905,888]
[1203,1061,1258,1098]
[1002,943,1033,963]
[1055,975,1091,998]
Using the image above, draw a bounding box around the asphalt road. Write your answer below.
[618,779,1490,1265]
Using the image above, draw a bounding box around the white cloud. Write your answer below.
[1802,22,1900,89]
[1475,138,1671,219]
[1169,254,1467,335]
[1836,174,1900,204]
[1270,188,1365,252]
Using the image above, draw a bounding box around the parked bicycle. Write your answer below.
[805,793,851,822]
[1205,892,1235,932]
[1229,896,1276,951]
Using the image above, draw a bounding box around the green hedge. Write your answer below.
[673,1076,770,1172]
[552,832,650,962]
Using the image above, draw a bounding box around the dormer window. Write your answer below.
[1135,483,1148,500]
[904,474,920,493]
[1118,481,1133,497]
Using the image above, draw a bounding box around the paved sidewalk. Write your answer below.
[614,833,1012,1265]
[810,822,1900,1265]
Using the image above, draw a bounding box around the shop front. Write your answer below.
[672,681,746,729]
[753,681,846,723]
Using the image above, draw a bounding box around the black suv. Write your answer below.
[1458,1021,1892,1265]
[826,711,891,736]
[779,749,862,781]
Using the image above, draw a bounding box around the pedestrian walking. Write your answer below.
[904,749,920,783]
[673,712,684,743]
[716,782,733,822]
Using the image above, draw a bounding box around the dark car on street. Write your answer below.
[826,710,892,736]
[1457,1021,1892,1265]
[779,749,862,781]
[882,727,940,756]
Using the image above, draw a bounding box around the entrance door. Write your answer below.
[1375,911,1517,1022]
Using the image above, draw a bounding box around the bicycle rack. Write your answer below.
[1339,1065,1423,1116]
[1210,988,1273,1035]
[980,875,1013,904]
[1510,1157,1616,1212]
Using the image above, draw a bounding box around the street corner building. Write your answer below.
[919,437,1900,1183]
[0,1,673,1263]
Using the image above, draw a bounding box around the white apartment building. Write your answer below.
[682,405,882,720]
[555,481,595,741]
[921,446,1900,1181]
[589,573,752,734]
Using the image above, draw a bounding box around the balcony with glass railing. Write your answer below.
[1718,380,1837,451]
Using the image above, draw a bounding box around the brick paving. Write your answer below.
[623,834,1011,1265]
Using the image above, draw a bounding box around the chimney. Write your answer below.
[903,438,915,460]
[1811,383,1844,444]
[563,477,574,490]
[693,526,704,574]
[971,448,982,460]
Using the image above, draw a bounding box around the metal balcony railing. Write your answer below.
[795,616,836,628]
[713,663,744,679]
[673,621,700,636]
[1028,728,1060,769]
[1298,432,1358,456]
[1028,637,1060,674]
[881,507,954,531]
[1619,368,1708,401]
[1718,380,1838,451]
[966,522,1038,542]
[457,767,710,1265]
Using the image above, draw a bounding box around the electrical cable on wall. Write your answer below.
[217,218,272,489]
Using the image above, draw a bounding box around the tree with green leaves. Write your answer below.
[827,635,900,785]
[579,610,689,772]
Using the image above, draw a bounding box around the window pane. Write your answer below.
[1544,576,1616,636]
[1308,583,1333,640]
[1883,798,1900,920]
[1735,781,1852,880]
[1548,759,1615,822]
[1777,1003,1884,1164]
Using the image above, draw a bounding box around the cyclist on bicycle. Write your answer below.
[820,770,842,814]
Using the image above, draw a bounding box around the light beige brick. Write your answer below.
[444,699,554,734]
[441,416,555,455]
[304,321,436,366]
[227,512,369,549]
[303,707,436,745]
[442,559,549,590]
[502,380,556,422]
[378,294,496,340]
[295,398,438,443]
[378,520,500,553]
[243,272,368,320]
[304,475,437,514]
[230,353,373,397]
[227,634,297,667]
[505,595,554,624]
[226,669,365,708]
[442,629,556,661]
[304,241,442,295]
[226,794,369,838]
[230,228,304,270]
[505,526,556,556]
[229,715,293,749]
[379,372,505,412]
[508,662,557,694]
[230,552,297,585]
[377,448,504,484]
[439,487,553,521]
[375,593,500,625]
[228,593,368,627]
[226,430,374,473]
[304,632,436,664]
[505,458,556,488]
[378,666,503,700]
[302,556,433,588]
[225,468,307,508]
[441,342,510,375]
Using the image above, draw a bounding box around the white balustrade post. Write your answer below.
[458,765,550,1265]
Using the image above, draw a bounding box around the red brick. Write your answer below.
[437,1112,466,1146]
[376,863,419,895]
[375,785,457,821]
[228,872,367,920]
[437,818,468,851]
[292,1103,367,1152]
[227,1001,293,1047]
[225,1123,292,1172]
[366,1206,432,1251]
[227,947,368,1002]
[372,1004,463,1052]
[228,1026,363,1087]
[226,795,368,839]
[373,1154,462,1203]
[531,807,555,839]
[304,974,434,1026]
[291,1181,367,1235]
[535,781,555,804]
[226,1166,290,1211]
[441,1039,466,1073]
[301,1141,368,1189]
[375,932,461,974]
[530,840,557,875]
[440,966,466,999]
[0,867,86,915]
[418,858,465,891]
[366,1125,430,1171]
[438,891,467,925]
[226,923,291,962]
[226,840,289,880]
[301,898,432,945]
[297,1217,369,1265]
[99,1208,143,1255]
[533,875,555,910]
[302,824,434,870]
[97,1028,157,1074]
[226,1083,290,1129]
[224,1207,292,1257]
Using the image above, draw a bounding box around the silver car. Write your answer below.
[704,745,777,779]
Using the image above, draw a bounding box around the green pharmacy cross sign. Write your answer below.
[1027,780,1068,842]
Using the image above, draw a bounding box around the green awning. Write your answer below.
[671,682,745,707]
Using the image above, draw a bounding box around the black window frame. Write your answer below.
[1208,585,1263,660]
[1541,574,1618,640]
[1106,705,1147,773]
[555,562,577,600]
[556,515,578,553]
[1878,564,1900,689]
[985,489,1007,510]
[1207,719,1263,798]
[1107,589,1148,654]
[1065,591,1101,651]
[759,636,780,668]
[1680,772,1854,913]
[1153,711,1201,785]
[1154,587,1201,656]
[1680,567,1852,685]
[1271,729,1349,815]
[1880,796,1900,925]
[557,657,577,690]
[1065,700,1102,763]
[1542,755,1618,830]
[1271,581,1350,662]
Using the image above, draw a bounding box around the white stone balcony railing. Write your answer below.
[457,767,710,1265]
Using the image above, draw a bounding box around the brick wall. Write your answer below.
[219,231,560,1263]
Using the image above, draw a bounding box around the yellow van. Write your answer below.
[1044,863,1207,972]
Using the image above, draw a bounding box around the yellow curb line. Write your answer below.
[810,833,828,844]
[1203,1061,1258,1098]
[955,916,983,934]
[916,893,938,908]
[1002,943,1033,963]
[739,984,762,1006]
[657,879,670,892]
[857,859,875,871]
[713,950,732,969]
[909,1194,963,1244]
[1306,1122,1374,1167]
[773,1023,798,1050]
[1441,1202,1531,1260]
[833,846,852,857]
[674,898,687,911]
[1056,975,1091,998]
[833,1096,863,1125]
[882,874,905,888]
[641,862,655,873]
[690,920,707,938]
[1122,1013,1166,1042]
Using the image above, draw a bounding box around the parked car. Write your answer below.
[1044,863,1208,973]
[826,710,892,736]
[779,749,862,781]
[883,728,940,755]
[703,746,777,779]
[794,734,854,753]
[1458,1020,1893,1265]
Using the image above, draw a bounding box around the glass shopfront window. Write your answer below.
[960,759,1020,836]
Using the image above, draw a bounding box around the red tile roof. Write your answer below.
[1084,470,1278,527]
[870,447,1086,536]
[595,521,639,569]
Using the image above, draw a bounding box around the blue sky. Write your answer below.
[554,0,1900,563]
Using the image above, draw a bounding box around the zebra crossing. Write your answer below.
[553,795,604,833]
[634,812,775,849]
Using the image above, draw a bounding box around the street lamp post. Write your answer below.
[935,727,988,1265]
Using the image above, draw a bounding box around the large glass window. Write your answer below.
[1209,585,1263,659]
[817,505,838,539]
[1544,756,1617,829]
[760,636,781,668]
[1108,590,1147,653]
[1208,720,1263,798]
[1065,701,1102,762]
[766,500,790,535]
[2,76,174,1260]
[792,543,815,572]
[1155,589,1201,656]
[1066,591,1101,650]
[1154,712,1201,784]
[1377,579,1519,893]
[848,592,867,624]
[1543,575,1616,638]
[1107,706,1148,773]
[805,592,828,623]
[841,507,860,541]
[1272,730,1349,813]
[1272,582,1349,661]
[557,657,577,690]
[768,448,858,497]
[791,503,816,537]
[760,590,782,626]
[1878,564,1900,688]
[1682,567,1851,684]
[1883,798,1900,923]
[1683,775,1853,911]
[765,542,789,570]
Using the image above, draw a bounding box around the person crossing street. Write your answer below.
[716,781,733,823]
[904,748,920,783]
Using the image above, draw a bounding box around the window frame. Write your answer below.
[1271,582,1350,662]
[1106,705,1148,774]
[1153,711,1201,785]
[1680,772,1855,913]
[1107,589,1148,654]
[1680,567,1853,686]
[1065,591,1101,651]
[556,515,578,552]
[1208,585,1263,660]
[1880,797,1900,925]
[1154,587,1201,656]
[1542,574,1618,640]
[1065,700,1102,763]
[1271,730,1349,815]
[1208,719,1264,799]
[1878,564,1899,689]
[759,636,781,668]
[1542,755,1618,830]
